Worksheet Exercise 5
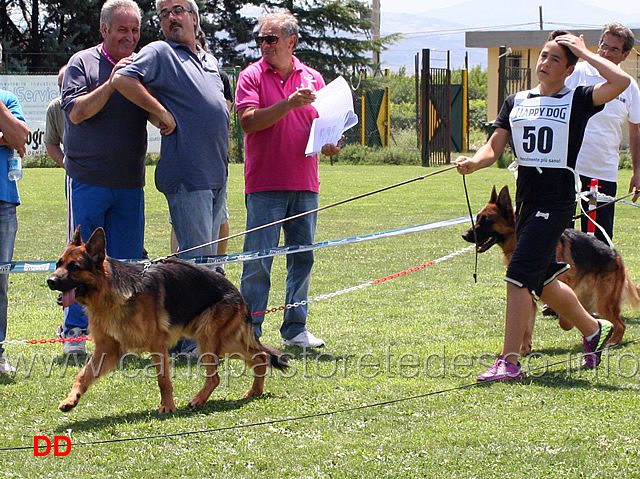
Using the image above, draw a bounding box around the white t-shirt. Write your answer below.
[565,61,640,182]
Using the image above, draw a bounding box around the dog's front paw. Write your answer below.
[188,393,208,408]
[58,395,79,412]
[242,387,263,399]
[158,403,176,414]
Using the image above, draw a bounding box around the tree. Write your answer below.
[199,0,257,67]
[1,0,160,72]
[248,0,392,80]
[2,0,390,77]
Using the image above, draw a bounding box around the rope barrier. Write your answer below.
[252,245,475,317]
[573,189,640,220]
[1,336,92,346]
[0,245,475,346]
[591,191,640,208]
[1,335,637,452]
[0,216,471,274]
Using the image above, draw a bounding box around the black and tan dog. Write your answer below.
[47,226,288,413]
[463,185,640,354]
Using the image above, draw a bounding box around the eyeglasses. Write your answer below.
[255,34,288,46]
[599,42,622,54]
[159,5,193,20]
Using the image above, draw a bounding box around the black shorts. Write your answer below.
[505,199,575,299]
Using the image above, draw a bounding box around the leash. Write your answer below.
[461,175,478,283]
[156,165,459,262]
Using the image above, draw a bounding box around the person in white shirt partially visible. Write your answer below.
[565,22,640,242]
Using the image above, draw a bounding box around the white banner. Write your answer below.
[0,74,161,157]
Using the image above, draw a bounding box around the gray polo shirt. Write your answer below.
[118,40,229,194]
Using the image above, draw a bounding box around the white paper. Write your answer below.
[305,76,359,156]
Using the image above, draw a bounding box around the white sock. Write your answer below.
[584,326,600,342]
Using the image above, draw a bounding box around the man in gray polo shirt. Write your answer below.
[113,0,229,264]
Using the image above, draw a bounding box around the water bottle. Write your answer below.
[7,150,22,182]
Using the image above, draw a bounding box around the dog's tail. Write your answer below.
[244,310,289,370]
[622,267,640,310]
[260,342,290,370]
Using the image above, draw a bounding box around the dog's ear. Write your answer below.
[489,185,498,204]
[497,186,513,213]
[85,227,107,265]
[70,225,83,247]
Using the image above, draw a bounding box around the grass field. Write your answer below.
[1,164,640,478]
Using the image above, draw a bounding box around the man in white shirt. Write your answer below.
[565,22,640,242]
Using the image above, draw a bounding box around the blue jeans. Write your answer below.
[0,201,17,357]
[166,183,227,259]
[64,179,145,332]
[240,191,318,339]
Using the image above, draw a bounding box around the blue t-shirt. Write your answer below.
[118,40,230,194]
[0,90,26,205]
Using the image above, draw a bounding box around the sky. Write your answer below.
[380,0,640,15]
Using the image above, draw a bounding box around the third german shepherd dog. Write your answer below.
[462,185,640,354]
[47,226,289,413]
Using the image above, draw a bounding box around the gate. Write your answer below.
[417,49,468,166]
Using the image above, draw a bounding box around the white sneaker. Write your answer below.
[63,327,87,355]
[0,357,16,374]
[282,331,325,348]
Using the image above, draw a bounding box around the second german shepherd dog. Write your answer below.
[462,185,640,354]
[47,226,289,413]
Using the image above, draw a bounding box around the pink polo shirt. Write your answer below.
[235,56,326,194]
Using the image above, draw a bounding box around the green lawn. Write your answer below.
[1,164,640,478]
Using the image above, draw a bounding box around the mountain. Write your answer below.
[380,0,640,71]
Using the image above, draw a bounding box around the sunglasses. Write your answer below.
[255,34,288,46]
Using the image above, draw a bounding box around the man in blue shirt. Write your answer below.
[59,0,149,355]
[0,43,29,374]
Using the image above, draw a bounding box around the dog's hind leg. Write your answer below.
[150,344,177,413]
[188,313,222,408]
[188,350,220,408]
[520,306,536,356]
[59,341,119,412]
[241,348,268,398]
[599,291,625,346]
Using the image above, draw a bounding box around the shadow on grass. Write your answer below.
[0,373,16,385]
[53,392,279,434]
[280,346,342,362]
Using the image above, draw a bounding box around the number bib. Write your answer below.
[509,88,574,169]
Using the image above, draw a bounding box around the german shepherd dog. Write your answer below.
[462,185,640,354]
[47,226,289,413]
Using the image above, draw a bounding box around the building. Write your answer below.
[466,29,640,121]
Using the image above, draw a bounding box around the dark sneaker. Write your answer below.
[582,319,614,369]
[477,356,523,382]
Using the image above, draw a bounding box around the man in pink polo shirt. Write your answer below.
[236,11,340,348]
